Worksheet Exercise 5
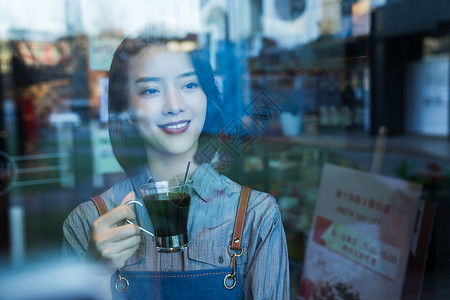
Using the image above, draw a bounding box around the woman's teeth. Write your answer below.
[164,122,188,129]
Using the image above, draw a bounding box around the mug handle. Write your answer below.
[124,200,155,239]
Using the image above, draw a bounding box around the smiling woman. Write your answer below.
[62,33,290,299]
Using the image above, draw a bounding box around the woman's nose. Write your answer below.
[162,87,185,115]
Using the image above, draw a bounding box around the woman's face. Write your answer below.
[127,46,207,156]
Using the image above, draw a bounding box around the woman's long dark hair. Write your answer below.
[108,35,224,176]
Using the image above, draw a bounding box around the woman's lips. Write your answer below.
[158,120,190,135]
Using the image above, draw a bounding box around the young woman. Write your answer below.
[62,34,290,299]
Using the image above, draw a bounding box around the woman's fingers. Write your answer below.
[102,234,142,259]
[105,240,142,270]
[94,223,141,249]
[88,224,141,260]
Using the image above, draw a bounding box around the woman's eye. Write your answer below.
[184,82,200,90]
[139,88,159,96]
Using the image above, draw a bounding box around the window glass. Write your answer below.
[0,0,448,299]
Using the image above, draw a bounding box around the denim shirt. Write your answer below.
[62,163,290,299]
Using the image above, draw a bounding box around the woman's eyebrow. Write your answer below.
[135,77,160,83]
[134,71,196,83]
[178,71,197,78]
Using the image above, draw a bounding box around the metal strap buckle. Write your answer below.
[224,245,243,290]
[114,269,129,293]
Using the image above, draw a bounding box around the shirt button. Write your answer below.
[218,256,224,264]
[165,267,173,272]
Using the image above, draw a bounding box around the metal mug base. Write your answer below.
[155,233,188,253]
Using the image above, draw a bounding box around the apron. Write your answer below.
[110,267,243,299]
[91,186,251,300]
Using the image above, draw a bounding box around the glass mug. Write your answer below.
[126,179,192,253]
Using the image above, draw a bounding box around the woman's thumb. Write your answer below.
[121,191,136,206]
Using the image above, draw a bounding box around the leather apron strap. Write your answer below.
[91,196,108,216]
[230,186,251,250]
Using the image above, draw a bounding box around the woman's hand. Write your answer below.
[86,192,142,273]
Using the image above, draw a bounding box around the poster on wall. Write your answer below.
[91,126,123,175]
[298,164,422,300]
[404,56,449,136]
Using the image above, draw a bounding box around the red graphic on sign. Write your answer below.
[312,216,332,247]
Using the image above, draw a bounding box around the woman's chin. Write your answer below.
[157,142,198,157]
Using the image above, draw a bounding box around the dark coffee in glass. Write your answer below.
[139,180,192,252]
[143,192,190,236]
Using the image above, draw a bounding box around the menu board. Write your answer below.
[298,164,422,300]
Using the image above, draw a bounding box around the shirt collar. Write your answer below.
[130,165,155,191]
[191,163,229,203]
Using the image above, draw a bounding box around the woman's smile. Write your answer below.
[158,120,191,134]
